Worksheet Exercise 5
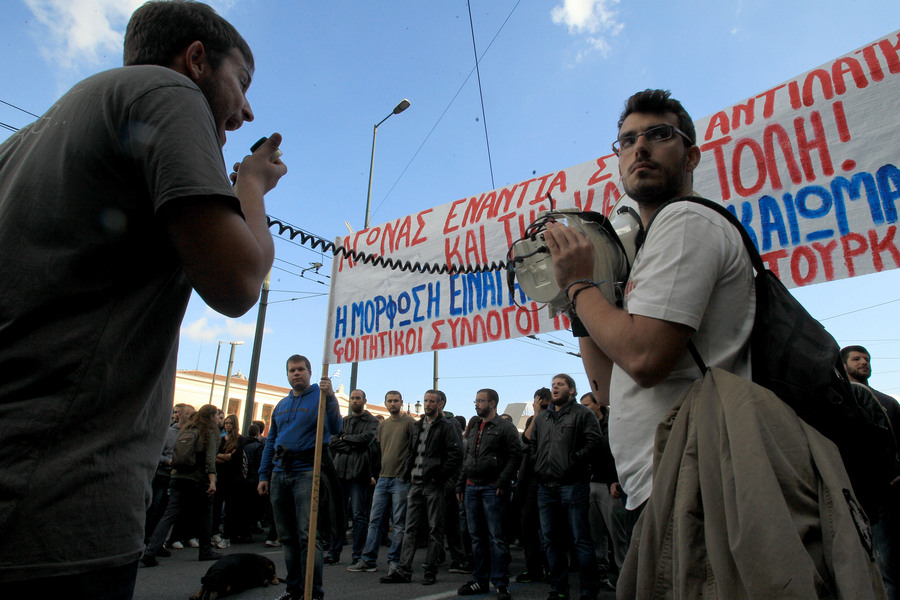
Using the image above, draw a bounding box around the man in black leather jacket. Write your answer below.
[530,374,602,600]
[455,388,521,599]
[380,390,462,585]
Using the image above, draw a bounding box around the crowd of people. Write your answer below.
[1,1,896,599]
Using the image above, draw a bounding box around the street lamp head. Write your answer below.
[393,99,410,114]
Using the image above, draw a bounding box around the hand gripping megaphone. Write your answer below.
[506,196,643,317]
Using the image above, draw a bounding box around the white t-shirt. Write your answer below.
[609,201,755,510]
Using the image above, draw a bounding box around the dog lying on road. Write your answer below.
[189,553,280,600]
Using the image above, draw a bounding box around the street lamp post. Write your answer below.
[350,98,410,392]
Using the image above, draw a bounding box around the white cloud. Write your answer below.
[25,0,143,70]
[551,0,624,60]
[23,0,238,72]
[181,308,266,344]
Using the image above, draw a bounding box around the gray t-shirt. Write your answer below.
[0,65,239,579]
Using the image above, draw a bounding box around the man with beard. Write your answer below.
[380,390,462,585]
[348,390,416,573]
[530,374,601,600]
[545,89,884,597]
[456,388,521,600]
[0,2,283,596]
[327,389,379,565]
[842,345,900,599]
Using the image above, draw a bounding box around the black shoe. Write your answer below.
[422,572,437,585]
[546,592,569,600]
[380,571,411,583]
[516,571,544,583]
[449,561,473,574]
[156,547,171,558]
[497,587,512,600]
[457,580,488,595]
[324,555,339,565]
[198,551,223,561]
[140,554,158,567]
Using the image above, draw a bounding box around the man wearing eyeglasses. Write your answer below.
[543,90,885,597]
[543,89,757,592]
[544,88,755,531]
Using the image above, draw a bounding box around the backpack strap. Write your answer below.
[640,196,762,374]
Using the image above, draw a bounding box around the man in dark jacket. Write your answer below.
[380,390,462,585]
[455,388,521,599]
[328,389,379,565]
[531,374,602,600]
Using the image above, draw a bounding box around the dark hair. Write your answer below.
[385,390,402,401]
[580,392,597,405]
[351,389,367,401]
[454,415,467,430]
[248,424,260,437]
[553,373,577,396]
[187,404,218,448]
[617,89,695,146]
[286,354,311,372]
[840,345,870,363]
[124,0,253,72]
[477,388,499,407]
[426,389,447,406]
[534,387,551,401]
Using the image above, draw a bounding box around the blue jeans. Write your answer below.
[538,481,599,598]
[361,477,409,566]
[330,478,369,561]
[270,470,323,597]
[464,484,511,587]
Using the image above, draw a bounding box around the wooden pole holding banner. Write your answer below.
[304,362,329,600]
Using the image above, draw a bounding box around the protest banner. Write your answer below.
[324,29,900,365]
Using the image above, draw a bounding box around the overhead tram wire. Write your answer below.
[467,0,495,189]
[0,99,40,119]
[369,0,523,221]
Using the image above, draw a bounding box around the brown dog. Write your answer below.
[189,553,280,600]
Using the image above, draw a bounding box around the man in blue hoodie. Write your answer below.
[258,355,342,600]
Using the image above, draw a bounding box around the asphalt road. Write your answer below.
[134,538,618,600]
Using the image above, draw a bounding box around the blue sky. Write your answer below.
[3,0,899,418]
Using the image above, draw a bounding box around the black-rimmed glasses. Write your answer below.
[612,124,692,155]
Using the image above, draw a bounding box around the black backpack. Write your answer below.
[171,426,202,471]
[646,197,896,520]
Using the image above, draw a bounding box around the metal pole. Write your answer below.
[208,341,223,405]
[242,272,270,434]
[351,99,410,394]
[305,362,330,600]
[433,350,439,390]
[221,341,243,412]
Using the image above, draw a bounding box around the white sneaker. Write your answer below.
[211,534,223,544]
[216,538,231,549]
[169,541,184,550]
[187,538,200,548]
[265,539,281,547]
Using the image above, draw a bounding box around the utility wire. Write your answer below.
[1,121,18,133]
[1,99,40,118]
[370,0,522,220]
[467,0,495,189]
[820,298,900,321]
